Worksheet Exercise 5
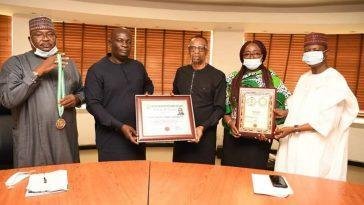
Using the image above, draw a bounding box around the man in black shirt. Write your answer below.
[172,35,226,164]
[85,28,154,161]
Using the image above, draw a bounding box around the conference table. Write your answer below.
[1,161,363,205]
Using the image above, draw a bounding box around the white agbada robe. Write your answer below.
[274,68,359,181]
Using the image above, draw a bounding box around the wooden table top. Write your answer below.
[1,161,364,205]
[0,161,149,205]
[149,161,364,205]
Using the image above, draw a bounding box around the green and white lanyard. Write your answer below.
[56,53,66,129]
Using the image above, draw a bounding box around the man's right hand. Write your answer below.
[273,126,294,140]
[34,53,69,76]
[228,119,241,138]
[120,124,138,145]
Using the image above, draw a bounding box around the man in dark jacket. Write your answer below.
[85,28,154,161]
[172,35,226,164]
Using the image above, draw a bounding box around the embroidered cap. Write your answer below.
[304,32,328,48]
[29,16,55,33]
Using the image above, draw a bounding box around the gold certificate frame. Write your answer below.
[236,87,276,137]
[136,95,196,143]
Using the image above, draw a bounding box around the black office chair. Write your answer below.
[0,105,13,169]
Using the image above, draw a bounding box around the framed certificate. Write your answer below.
[135,95,196,143]
[236,87,276,137]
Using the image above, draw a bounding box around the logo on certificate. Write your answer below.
[247,96,256,106]
[177,107,184,116]
[259,97,268,106]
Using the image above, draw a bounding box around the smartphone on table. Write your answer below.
[269,175,288,188]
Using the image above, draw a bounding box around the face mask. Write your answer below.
[30,38,58,58]
[302,51,324,66]
[34,46,58,58]
[243,58,262,70]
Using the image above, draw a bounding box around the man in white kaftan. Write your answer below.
[273,33,359,181]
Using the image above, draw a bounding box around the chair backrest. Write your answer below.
[0,106,13,169]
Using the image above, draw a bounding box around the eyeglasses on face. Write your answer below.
[188,45,207,52]
[31,31,56,40]
[243,52,262,58]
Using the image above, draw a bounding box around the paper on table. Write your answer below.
[252,174,293,198]
[5,171,34,189]
[25,170,68,197]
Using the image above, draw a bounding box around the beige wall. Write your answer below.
[12,14,31,55]
[211,30,244,75]
[10,14,364,163]
[211,30,245,146]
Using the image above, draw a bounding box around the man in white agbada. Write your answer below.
[273,32,359,181]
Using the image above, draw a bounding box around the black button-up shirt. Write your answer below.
[85,55,153,148]
[173,64,226,129]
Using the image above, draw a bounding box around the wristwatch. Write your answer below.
[31,71,40,82]
[293,125,300,133]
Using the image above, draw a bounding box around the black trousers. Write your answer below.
[96,127,146,162]
[221,128,271,170]
[98,146,146,161]
[173,126,217,165]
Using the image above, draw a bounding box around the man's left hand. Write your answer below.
[193,126,204,143]
[59,94,80,108]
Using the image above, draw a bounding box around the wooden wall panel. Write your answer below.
[246,32,364,110]
[0,15,12,69]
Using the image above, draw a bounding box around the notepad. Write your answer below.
[25,170,68,197]
[252,174,293,198]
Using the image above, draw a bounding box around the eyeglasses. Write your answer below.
[31,31,56,40]
[243,52,262,59]
[188,45,207,52]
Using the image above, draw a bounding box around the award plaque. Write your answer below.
[135,95,196,143]
[236,87,276,137]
